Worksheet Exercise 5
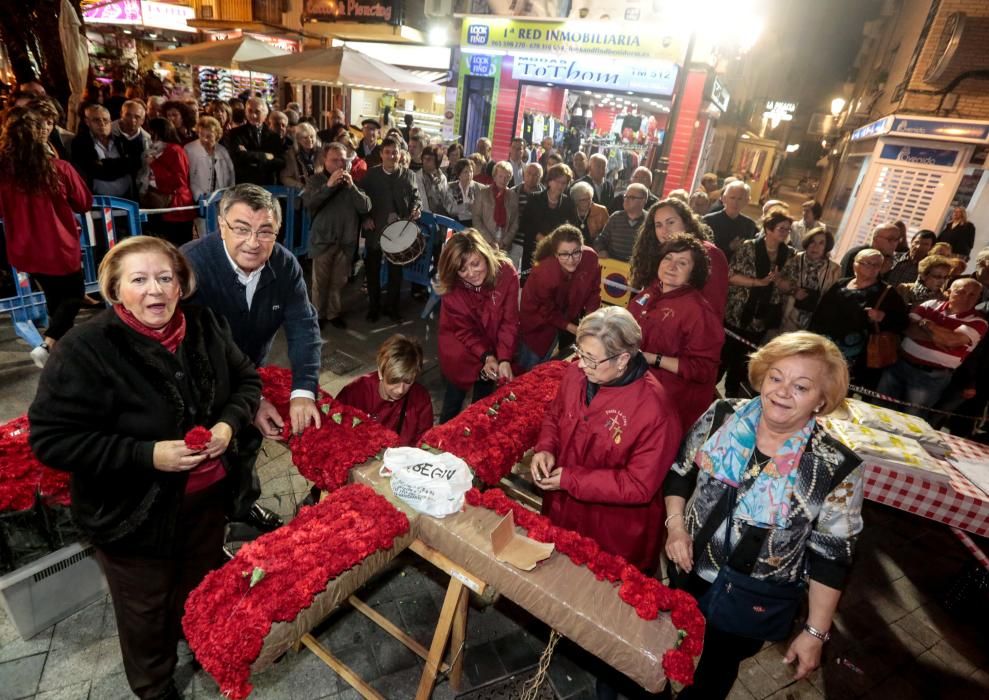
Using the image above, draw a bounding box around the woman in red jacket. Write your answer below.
[531,306,682,572]
[436,229,519,422]
[0,106,93,367]
[629,196,729,317]
[629,234,725,431]
[145,118,196,247]
[336,334,434,446]
[519,225,601,369]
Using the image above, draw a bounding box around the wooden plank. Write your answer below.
[449,584,469,691]
[300,633,384,700]
[415,577,465,700]
[347,595,449,673]
[409,539,487,595]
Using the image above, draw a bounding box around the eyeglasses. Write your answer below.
[223,218,277,242]
[571,344,622,369]
[557,250,583,261]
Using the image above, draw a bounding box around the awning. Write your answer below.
[154,37,289,70]
[237,46,443,93]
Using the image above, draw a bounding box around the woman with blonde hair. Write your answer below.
[436,229,519,421]
[280,121,321,188]
[938,206,975,258]
[337,334,434,446]
[665,332,863,700]
[185,116,235,201]
[30,235,260,700]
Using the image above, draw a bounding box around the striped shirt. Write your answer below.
[901,300,987,369]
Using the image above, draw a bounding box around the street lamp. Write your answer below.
[830,97,846,117]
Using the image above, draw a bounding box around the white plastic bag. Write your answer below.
[379,447,474,518]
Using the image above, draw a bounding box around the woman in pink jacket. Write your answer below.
[436,229,519,422]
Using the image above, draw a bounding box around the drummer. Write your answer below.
[336,334,434,446]
[360,136,422,324]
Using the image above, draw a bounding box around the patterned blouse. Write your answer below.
[724,238,794,330]
[896,280,944,308]
[663,400,865,588]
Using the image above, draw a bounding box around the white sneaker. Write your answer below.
[30,345,49,368]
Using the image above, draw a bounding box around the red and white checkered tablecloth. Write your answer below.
[862,433,988,570]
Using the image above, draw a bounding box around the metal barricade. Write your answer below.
[196,186,310,257]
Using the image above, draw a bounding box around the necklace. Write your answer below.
[745,454,773,480]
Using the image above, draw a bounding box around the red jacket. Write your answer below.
[520,247,602,356]
[701,239,729,317]
[628,282,725,431]
[439,261,520,390]
[536,362,682,571]
[0,159,92,275]
[336,372,434,446]
[150,143,195,222]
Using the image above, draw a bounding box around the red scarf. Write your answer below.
[492,185,507,229]
[114,305,186,353]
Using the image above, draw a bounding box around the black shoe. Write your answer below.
[366,308,380,322]
[329,316,347,329]
[244,503,283,532]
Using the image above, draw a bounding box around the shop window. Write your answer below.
[853,165,944,247]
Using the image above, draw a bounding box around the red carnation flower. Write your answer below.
[184,426,212,452]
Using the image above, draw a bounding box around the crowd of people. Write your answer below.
[3,78,987,700]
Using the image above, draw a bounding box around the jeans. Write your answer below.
[440,377,496,423]
[518,338,557,371]
[877,358,953,418]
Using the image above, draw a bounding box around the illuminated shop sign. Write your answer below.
[879,144,959,168]
[510,54,677,96]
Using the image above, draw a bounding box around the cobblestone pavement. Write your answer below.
[1,282,988,699]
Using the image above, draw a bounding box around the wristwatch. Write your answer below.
[803,623,830,642]
[653,354,663,369]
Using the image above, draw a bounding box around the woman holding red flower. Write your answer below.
[29,236,261,700]
[628,234,725,431]
[336,334,434,446]
[436,229,520,422]
[519,225,601,369]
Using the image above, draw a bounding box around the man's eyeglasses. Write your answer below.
[223,218,277,242]
[557,250,583,261]
[571,344,621,369]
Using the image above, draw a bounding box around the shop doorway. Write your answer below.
[460,75,493,151]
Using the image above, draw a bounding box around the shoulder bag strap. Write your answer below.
[872,284,892,331]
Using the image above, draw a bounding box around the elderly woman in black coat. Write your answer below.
[29,236,261,700]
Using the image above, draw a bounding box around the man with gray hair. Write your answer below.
[703,179,757,258]
[594,183,649,262]
[611,166,658,212]
[71,103,142,198]
[224,97,286,185]
[840,222,902,277]
[573,152,614,209]
[181,184,321,531]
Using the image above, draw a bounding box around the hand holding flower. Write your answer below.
[153,441,207,472]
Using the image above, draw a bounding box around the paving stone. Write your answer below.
[371,634,420,676]
[87,670,134,700]
[462,640,508,689]
[37,641,100,692]
[491,630,542,673]
[396,594,441,630]
[896,604,951,649]
[929,637,980,677]
[0,624,53,664]
[33,679,92,700]
[545,640,595,699]
[317,605,376,649]
[726,680,757,700]
[764,679,823,699]
[0,652,45,700]
[48,599,106,651]
[93,635,125,679]
[738,654,790,698]
[248,645,339,700]
[866,670,927,700]
[328,642,382,694]
[371,665,427,697]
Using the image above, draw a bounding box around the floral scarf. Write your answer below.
[693,397,814,528]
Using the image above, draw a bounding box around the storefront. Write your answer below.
[455,16,693,184]
[825,115,989,264]
[197,31,301,105]
[84,0,197,87]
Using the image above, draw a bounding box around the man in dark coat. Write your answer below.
[182,184,322,531]
[71,104,142,199]
[357,117,382,169]
[572,152,614,209]
[224,97,286,185]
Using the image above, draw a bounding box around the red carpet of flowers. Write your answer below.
[182,484,410,699]
[0,416,71,512]
[419,361,568,485]
[288,399,400,492]
[257,365,331,419]
[466,488,704,686]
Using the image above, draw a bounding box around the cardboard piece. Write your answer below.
[489,510,554,571]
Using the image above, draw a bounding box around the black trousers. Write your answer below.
[439,377,496,423]
[364,247,403,314]
[95,485,227,699]
[31,270,84,341]
[720,326,761,397]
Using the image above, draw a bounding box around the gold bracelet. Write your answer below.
[664,513,684,528]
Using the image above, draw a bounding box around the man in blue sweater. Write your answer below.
[182,185,322,530]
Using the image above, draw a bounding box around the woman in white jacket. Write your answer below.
[184,116,235,234]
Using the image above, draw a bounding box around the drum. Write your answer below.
[380,219,426,266]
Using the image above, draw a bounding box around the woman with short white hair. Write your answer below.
[281,121,321,188]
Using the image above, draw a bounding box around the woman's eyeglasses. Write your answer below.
[571,344,620,369]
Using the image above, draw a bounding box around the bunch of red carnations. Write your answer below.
[419,361,568,485]
[0,415,71,512]
[182,484,410,699]
[465,488,704,685]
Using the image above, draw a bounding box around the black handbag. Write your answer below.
[696,487,805,642]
